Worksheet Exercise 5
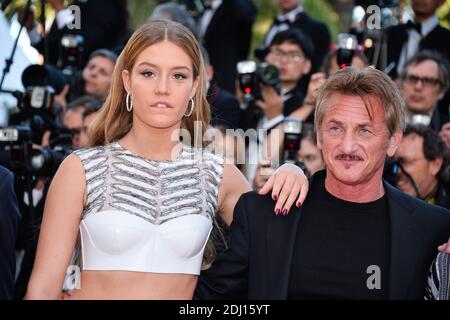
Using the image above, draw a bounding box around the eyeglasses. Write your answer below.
[270,49,304,63]
[403,74,443,88]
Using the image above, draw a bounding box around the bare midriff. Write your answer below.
[63,270,198,300]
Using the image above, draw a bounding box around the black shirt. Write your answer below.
[288,174,390,299]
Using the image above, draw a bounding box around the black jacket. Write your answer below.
[34,0,128,67]
[0,166,20,300]
[386,23,450,79]
[203,0,257,93]
[208,86,241,130]
[196,170,450,299]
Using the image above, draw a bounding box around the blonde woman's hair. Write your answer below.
[88,19,210,147]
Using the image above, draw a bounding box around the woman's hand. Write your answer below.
[438,237,450,254]
[258,163,309,215]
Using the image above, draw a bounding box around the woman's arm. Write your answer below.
[217,163,309,225]
[25,154,86,299]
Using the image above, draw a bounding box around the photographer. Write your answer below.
[392,124,450,209]
[399,50,449,130]
[21,0,129,68]
[240,28,314,131]
[253,122,324,189]
[0,165,20,300]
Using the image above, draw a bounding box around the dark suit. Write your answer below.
[196,170,450,299]
[386,23,450,79]
[0,166,20,300]
[203,0,257,93]
[208,86,241,130]
[35,0,128,67]
[264,11,330,73]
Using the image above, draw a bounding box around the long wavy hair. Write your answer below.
[88,19,210,148]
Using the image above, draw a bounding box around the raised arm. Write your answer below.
[25,154,86,299]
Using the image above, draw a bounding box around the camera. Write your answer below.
[336,33,359,68]
[236,60,281,103]
[280,118,306,173]
[1,63,74,178]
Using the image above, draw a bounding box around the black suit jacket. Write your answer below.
[0,166,20,300]
[196,170,450,299]
[264,12,330,73]
[208,86,241,130]
[386,23,450,79]
[35,0,128,67]
[203,0,257,93]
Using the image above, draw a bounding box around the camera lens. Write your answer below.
[259,63,279,86]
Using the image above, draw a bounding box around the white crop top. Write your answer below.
[72,142,224,275]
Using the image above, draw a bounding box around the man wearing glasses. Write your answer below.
[399,50,449,130]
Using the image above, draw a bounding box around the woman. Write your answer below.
[25,20,308,300]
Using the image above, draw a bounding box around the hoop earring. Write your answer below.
[126,92,133,112]
[184,98,195,117]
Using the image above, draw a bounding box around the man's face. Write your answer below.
[412,0,444,17]
[265,42,311,86]
[277,0,302,13]
[63,106,84,148]
[394,133,441,197]
[400,60,445,115]
[317,93,401,186]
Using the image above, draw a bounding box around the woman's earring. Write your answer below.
[184,98,195,117]
[126,92,133,112]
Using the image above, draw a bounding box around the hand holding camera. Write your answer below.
[254,85,284,120]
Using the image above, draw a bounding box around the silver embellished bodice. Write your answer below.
[72,141,224,224]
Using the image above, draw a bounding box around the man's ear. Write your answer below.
[430,156,444,176]
[122,69,131,94]
[316,128,322,150]
[386,131,403,157]
[302,59,312,75]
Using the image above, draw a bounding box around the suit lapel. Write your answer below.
[266,206,302,299]
[385,182,419,299]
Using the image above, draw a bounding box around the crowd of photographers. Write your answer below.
[1,0,450,299]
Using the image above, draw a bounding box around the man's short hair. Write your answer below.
[400,50,450,92]
[88,49,118,65]
[270,28,314,61]
[66,95,97,111]
[315,67,405,136]
[404,123,449,183]
[82,99,104,121]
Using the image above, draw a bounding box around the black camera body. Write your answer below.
[237,60,281,103]
[336,33,359,68]
[280,118,306,173]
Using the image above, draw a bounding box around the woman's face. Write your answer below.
[83,56,115,98]
[122,40,198,130]
[297,138,325,176]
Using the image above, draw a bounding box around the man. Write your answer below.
[386,0,450,79]
[263,0,330,73]
[200,0,257,93]
[0,165,20,300]
[22,0,128,67]
[196,67,450,299]
[393,124,450,209]
[399,50,450,130]
[241,28,314,131]
[62,95,96,148]
[200,47,241,130]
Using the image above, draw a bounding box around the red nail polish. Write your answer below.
[296,202,302,207]
[282,209,288,215]
[275,208,281,215]
[273,195,278,201]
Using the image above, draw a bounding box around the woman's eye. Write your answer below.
[173,73,187,80]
